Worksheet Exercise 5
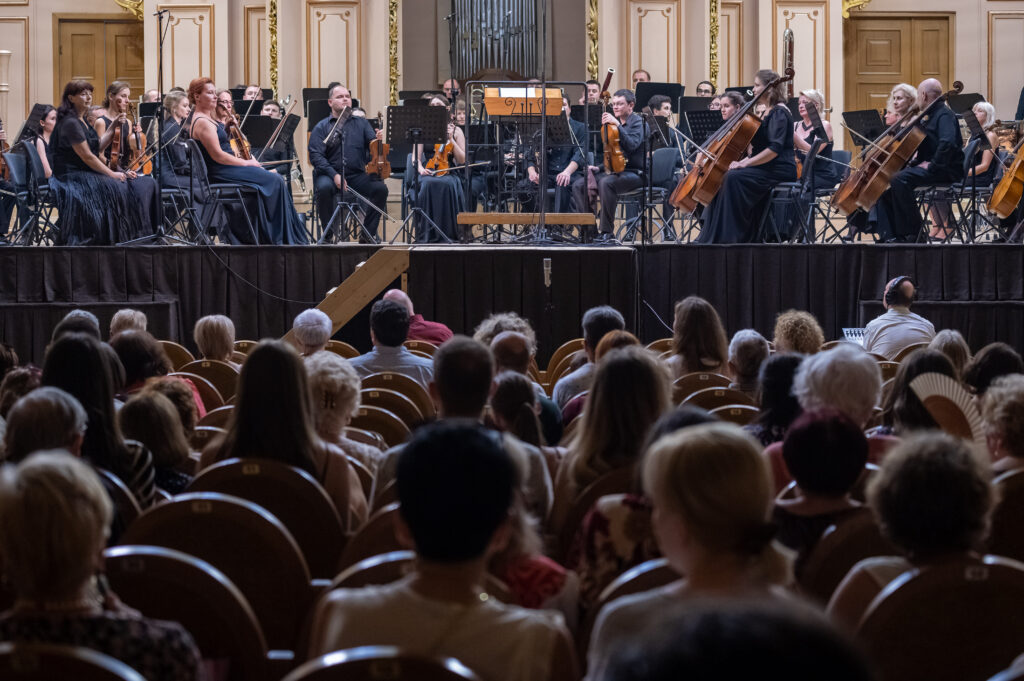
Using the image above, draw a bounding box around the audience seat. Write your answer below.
[821,340,846,351]
[281,646,484,681]
[560,415,582,446]
[337,503,403,572]
[868,352,889,363]
[324,340,360,360]
[545,339,585,378]
[877,361,901,382]
[159,340,195,371]
[361,372,436,420]
[682,387,756,410]
[555,466,636,563]
[371,479,398,513]
[671,372,731,405]
[186,459,348,579]
[0,642,146,681]
[120,492,314,652]
[170,371,225,410]
[989,470,1024,564]
[708,404,760,425]
[360,388,424,428]
[198,405,235,429]
[857,555,1024,681]
[349,406,411,449]
[796,507,898,604]
[344,427,387,452]
[330,550,415,590]
[345,456,374,500]
[403,340,438,356]
[234,340,259,355]
[179,359,240,401]
[645,338,674,353]
[190,425,226,453]
[104,545,273,681]
[548,351,584,388]
[96,468,142,529]
[892,342,930,363]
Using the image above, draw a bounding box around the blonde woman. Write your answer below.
[884,82,918,126]
[193,314,238,368]
[965,101,1000,188]
[793,89,839,189]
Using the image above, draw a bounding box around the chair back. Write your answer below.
[546,338,585,377]
[337,503,403,571]
[234,340,259,355]
[281,646,484,681]
[671,372,731,404]
[324,340,360,359]
[345,427,387,451]
[645,338,673,353]
[682,386,756,410]
[404,340,438,355]
[650,147,678,185]
[104,545,268,681]
[360,388,424,428]
[361,372,436,420]
[346,455,374,500]
[892,342,930,363]
[198,404,235,429]
[120,492,312,651]
[160,340,195,370]
[349,405,411,448]
[0,643,145,681]
[170,371,224,410]
[189,425,226,452]
[877,361,901,381]
[989,469,1024,563]
[556,466,636,562]
[3,152,28,192]
[962,137,982,178]
[329,550,415,590]
[22,140,48,190]
[184,139,214,194]
[857,555,1024,681]
[832,150,853,181]
[708,404,760,425]
[186,458,347,579]
[96,468,142,528]
[549,350,584,386]
[179,359,240,401]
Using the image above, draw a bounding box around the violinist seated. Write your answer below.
[251,99,295,181]
[570,88,648,242]
[409,94,467,243]
[964,101,1000,190]
[793,89,839,192]
[852,78,964,243]
[519,96,587,213]
[308,84,388,242]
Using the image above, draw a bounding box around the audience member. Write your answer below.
[983,374,1024,474]
[773,310,825,355]
[193,314,239,367]
[305,350,386,474]
[144,378,198,442]
[491,330,562,445]
[119,391,194,494]
[587,423,790,680]
[728,329,770,400]
[292,308,333,356]
[774,409,867,576]
[665,296,728,380]
[42,333,157,508]
[863,276,936,360]
[201,340,367,530]
[307,421,577,681]
[601,600,874,681]
[109,308,147,338]
[552,306,626,408]
[100,343,127,398]
[744,354,803,447]
[109,330,173,396]
[490,371,545,450]
[561,330,642,426]
[51,309,101,341]
[0,342,18,379]
[2,387,86,463]
[962,342,1024,396]
[383,289,453,345]
[877,349,957,435]
[348,299,434,387]
[928,329,971,378]
[473,311,538,352]
[0,366,42,419]
[0,451,202,681]
[827,432,993,629]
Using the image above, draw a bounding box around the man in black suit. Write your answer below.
[520,97,588,213]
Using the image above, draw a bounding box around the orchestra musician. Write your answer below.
[793,89,839,191]
[34,105,57,179]
[307,83,389,242]
[254,99,295,181]
[579,80,601,106]
[695,81,716,97]
[93,82,145,167]
[49,80,156,244]
[411,94,467,242]
[520,96,587,213]
[709,95,723,112]
[442,79,461,100]
[242,85,263,101]
[187,77,308,245]
[884,83,918,126]
[867,78,964,242]
[696,69,797,244]
[215,91,234,124]
[571,88,648,242]
[966,101,1000,189]
[632,69,651,88]
[717,91,744,120]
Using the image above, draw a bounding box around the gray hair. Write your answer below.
[3,387,87,463]
[292,309,333,355]
[305,351,362,438]
[793,344,881,426]
[728,330,770,382]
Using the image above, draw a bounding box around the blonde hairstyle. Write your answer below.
[643,422,789,586]
[109,309,147,338]
[799,89,825,114]
[119,390,190,469]
[568,346,671,490]
[163,90,188,117]
[973,102,997,131]
[887,83,918,115]
[193,315,236,362]
[983,374,1024,459]
[0,451,112,602]
[928,329,971,378]
[305,351,362,438]
[773,310,824,355]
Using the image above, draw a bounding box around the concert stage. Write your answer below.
[2,244,1023,365]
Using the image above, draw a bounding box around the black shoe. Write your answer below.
[593,232,613,243]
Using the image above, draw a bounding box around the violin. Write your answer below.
[599,68,626,174]
[365,110,391,179]
[0,117,9,181]
[107,112,124,170]
[127,103,151,174]
[425,109,455,177]
[219,102,252,160]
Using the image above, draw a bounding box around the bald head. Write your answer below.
[382,289,414,316]
[918,78,942,105]
[490,331,531,375]
[884,276,916,309]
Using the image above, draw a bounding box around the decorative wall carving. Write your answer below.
[158,4,214,84]
[626,0,682,83]
[305,1,360,90]
[244,5,267,88]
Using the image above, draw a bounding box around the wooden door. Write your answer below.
[56,19,144,105]
[105,21,145,90]
[842,15,952,150]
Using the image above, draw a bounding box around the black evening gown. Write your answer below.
[697,104,798,244]
[194,119,308,245]
[796,121,839,191]
[413,149,466,242]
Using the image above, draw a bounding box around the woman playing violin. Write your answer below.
[94,82,145,169]
[187,77,307,244]
[696,69,798,244]
[410,94,467,242]
[48,80,156,244]
[793,89,839,190]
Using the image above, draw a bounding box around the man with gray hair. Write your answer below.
[551,305,626,409]
[727,329,769,400]
[3,387,87,463]
[292,308,333,356]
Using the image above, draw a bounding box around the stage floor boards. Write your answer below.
[1,244,1021,364]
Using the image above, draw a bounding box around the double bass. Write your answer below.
[669,68,795,212]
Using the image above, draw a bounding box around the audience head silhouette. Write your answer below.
[370,299,411,348]
[292,308,333,356]
[432,336,493,418]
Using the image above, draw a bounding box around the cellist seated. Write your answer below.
[571,89,647,242]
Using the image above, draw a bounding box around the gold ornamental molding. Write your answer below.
[842,0,871,19]
[586,0,598,80]
[389,0,398,105]
[113,0,143,20]
[269,0,279,98]
[709,0,719,90]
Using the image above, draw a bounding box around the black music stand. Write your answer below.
[725,86,754,99]
[685,109,723,145]
[399,90,436,101]
[842,109,885,149]
[386,104,452,243]
[234,99,263,119]
[786,97,802,119]
[240,116,278,150]
[948,93,985,115]
[307,101,332,127]
[635,82,684,111]
[570,104,604,129]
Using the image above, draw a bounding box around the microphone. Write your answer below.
[153,8,170,15]
[543,258,551,288]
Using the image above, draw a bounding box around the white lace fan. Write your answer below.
[909,372,986,448]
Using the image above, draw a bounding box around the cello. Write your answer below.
[598,68,626,173]
[988,135,1024,219]
[669,68,795,212]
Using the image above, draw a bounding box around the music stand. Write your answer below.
[786,97,802,119]
[685,109,724,145]
[302,88,331,116]
[386,104,452,243]
[635,82,684,111]
[570,104,603,130]
[725,85,754,99]
[949,92,985,115]
[842,109,885,148]
[307,101,332,127]
[240,116,278,150]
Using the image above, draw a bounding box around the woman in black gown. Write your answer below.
[49,80,155,244]
[34,105,56,178]
[412,95,467,242]
[697,69,798,244]
[187,77,307,245]
[793,89,839,193]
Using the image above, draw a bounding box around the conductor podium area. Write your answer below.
[1,243,1023,364]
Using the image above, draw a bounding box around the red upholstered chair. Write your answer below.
[0,642,145,681]
[281,646,483,681]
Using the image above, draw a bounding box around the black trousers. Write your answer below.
[571,169,643,233]
[875,165,959,240]
[314,171,388,237]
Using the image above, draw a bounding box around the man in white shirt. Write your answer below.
[348,299,434,387]
[863,276,936,360]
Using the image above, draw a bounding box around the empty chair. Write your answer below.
[361,372,436,420]
[671,372,731,404]
[359,388,423,428]
[0,643,145,681]
[186,458,348,579]
[119,492,313,651]
[281,646,483,681]
[337,503,403,571]
[348,406,411,449]
[682,386,757,410]
[104,545,270,681]
[159,341,195,371]
[178,359,240,401]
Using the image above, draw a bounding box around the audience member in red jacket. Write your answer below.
[383,289,453,345]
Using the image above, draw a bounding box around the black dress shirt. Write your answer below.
[913,104,964,176]
[308,113,376,179]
